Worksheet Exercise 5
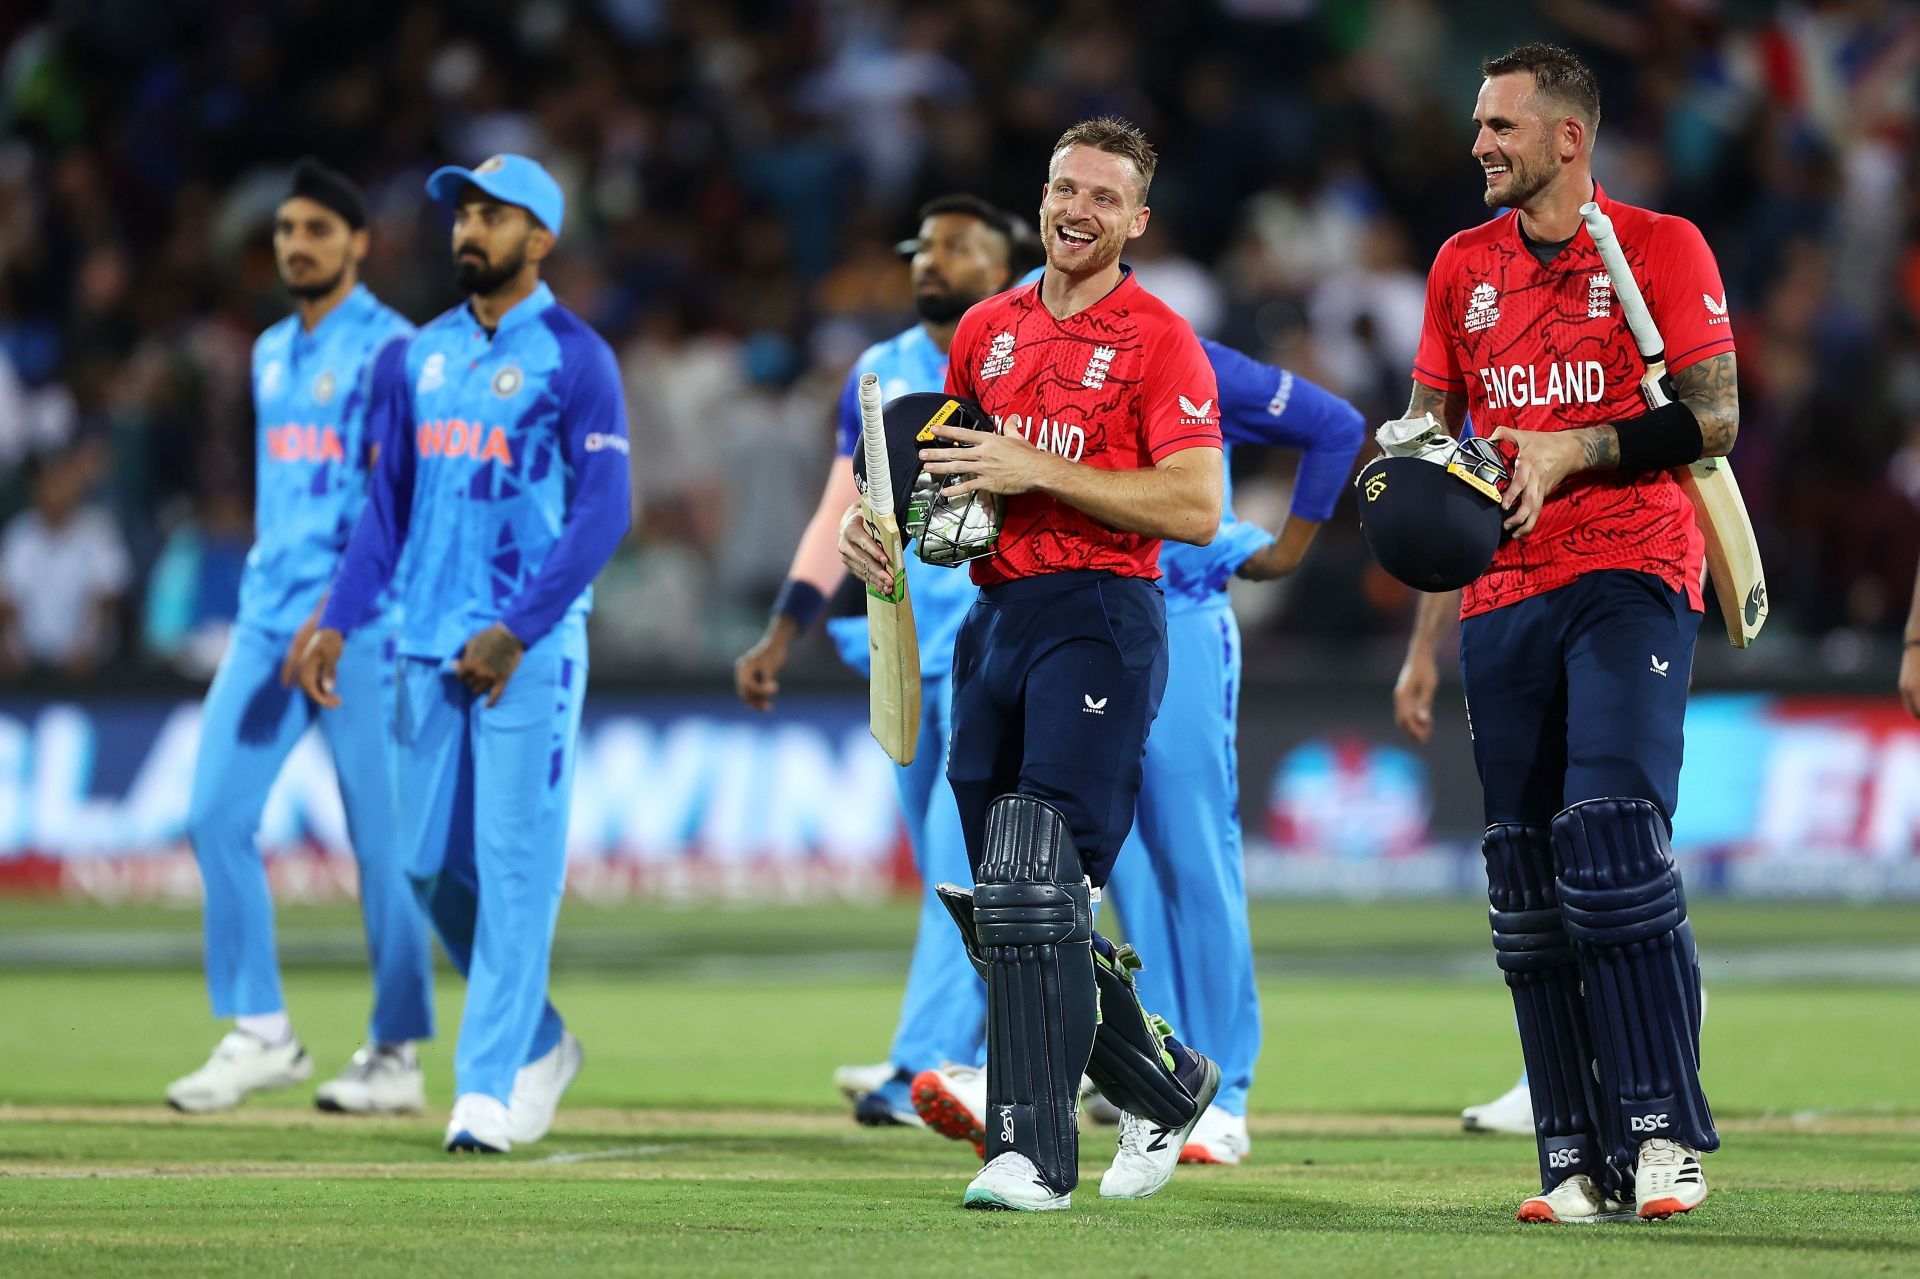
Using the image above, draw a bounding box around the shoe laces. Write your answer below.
[1636,1138,1702,1189]
[1114,1111,1170,1161]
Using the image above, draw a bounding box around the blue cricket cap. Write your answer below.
[425,154,564,236]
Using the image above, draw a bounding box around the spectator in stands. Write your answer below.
[0,440,132,678]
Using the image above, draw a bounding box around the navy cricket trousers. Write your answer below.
[947,569,1169,888]
[1460,569,1703,828]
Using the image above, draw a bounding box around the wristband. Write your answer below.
[1612,399,1704,474]
[772,578,826,630]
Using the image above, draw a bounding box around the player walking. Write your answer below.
[1391,45,1736,1221]
[298,155,630,1153]
[168,159,433,1115]
[842,117,1224,1211]
[912,338,1367,1165]
[735,196,1033,1126]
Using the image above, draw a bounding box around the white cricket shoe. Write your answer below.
[1517,1173,1635,1223]
[1179,1105,1251,1165]
[506,1032,583,1145]
[314,1046,425,1115]
[963,1152,1071,1211]
[166,1031,313,1113]
[1461,1077,1534,1135]
[444,1093,512,1154]
[911,1064,987,1156]
[1098,1056,1221,1199]
[1635,1138,1708,1219]
[833,1061,893,1101]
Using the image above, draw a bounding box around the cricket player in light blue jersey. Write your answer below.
[908,329,1366,1165]
[300,155,630,1153]
[734,196,1037,1127]
[169,159,434,1117]
[1103,337,1364,1163]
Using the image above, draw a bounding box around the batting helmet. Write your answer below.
[1357,436,1513,592]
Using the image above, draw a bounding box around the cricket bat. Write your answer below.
[1580,202,1769,648]
[858,372,921,765]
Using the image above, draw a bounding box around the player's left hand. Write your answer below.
[454,623,525,708]
[1490,426,1590,537]
[920,423,1059,498]
[1900,645,1920,720]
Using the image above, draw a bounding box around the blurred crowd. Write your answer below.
[0,0,1916,684]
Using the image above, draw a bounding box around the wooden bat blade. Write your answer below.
[1679,459,1768,648]
[862,507,920,765]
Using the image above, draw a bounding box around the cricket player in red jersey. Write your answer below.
[841,117,1224,1212]
[1390,44,1740,1223]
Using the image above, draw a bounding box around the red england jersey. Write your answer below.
[946,270,1221,585]
[1412,184,1736,618]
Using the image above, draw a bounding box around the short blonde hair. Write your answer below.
[1051,116,1157,203]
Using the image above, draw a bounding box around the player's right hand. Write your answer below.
[1900,645,1920,720]
[296,628,347,710]
[281,612,320,688]
[735,631,789,712]
[1393,650,1438,744]
[837,502,893,596]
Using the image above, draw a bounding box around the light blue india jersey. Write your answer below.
[1158,336,1365,610]
[323,282,632,658]
[238,284,413,634]
[835,324,977,677]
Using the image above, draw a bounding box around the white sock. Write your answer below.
[235,1012,293,1045]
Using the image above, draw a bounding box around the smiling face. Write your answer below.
[1039,144,1150,278]
[1471,72,1570,211]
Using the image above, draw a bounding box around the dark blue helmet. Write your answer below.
[1357,437,1513,592]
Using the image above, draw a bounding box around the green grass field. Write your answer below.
[2,898,1916,1276]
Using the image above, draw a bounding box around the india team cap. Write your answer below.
[425,154,565,236]
[1356,438,1512,593]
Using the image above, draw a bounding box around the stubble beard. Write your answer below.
[1484,153,1552,211]
[284,264,348,301]
[1043,218,1125,279]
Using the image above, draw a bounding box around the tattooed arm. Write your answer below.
[1671,351,1739,457]
[1406,380,1469,437]
[1566,351,1740,469]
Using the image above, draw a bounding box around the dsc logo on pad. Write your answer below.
[1629,1114,1671,1134]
